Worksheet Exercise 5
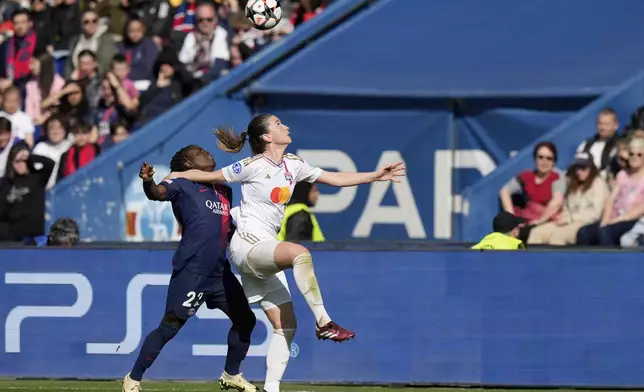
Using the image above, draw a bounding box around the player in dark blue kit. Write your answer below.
[123,145,259,392]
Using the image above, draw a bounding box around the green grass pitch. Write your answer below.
[0,381,639,392]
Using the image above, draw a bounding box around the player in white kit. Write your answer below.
[167,114,405,392]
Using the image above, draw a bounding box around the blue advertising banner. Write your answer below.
[2,248,644,387]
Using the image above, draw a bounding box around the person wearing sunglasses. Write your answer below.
[178,2,230,87]
[499,141,566,239]
[0,141,55,242]
[528,152,609,246]
[65,10,117,79]
[577,137,644,246]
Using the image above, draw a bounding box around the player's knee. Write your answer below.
[162,312,186,330]
[279,242,309,262]
[291,244,309,260]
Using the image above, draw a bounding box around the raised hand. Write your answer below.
[139,162,155,181]
[374,162,406,183]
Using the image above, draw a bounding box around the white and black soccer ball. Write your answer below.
[245,0,282,31]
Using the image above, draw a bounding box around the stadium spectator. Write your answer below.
[1,86,34,146]
[499,141,566,236]
[577,137,644,246]
[229,43,242,68]
[0,117,16,177]
[164,0,199,49]
[100,120,130,149]
[0,9,37,92]
[92,74,138,143]
[0,141,54,242]
[109,55,140,97]
[629,129,644,139]
[216,0,241,29]
[51,0,81,50]
[25,54,65,125]
[31,0,54,56]
[26,217,80,246]
[42,80,93,126]
[625,106,644,133]
[178,2,230,87]
[57,122,100,182]
[71,50,102,111]
[47,217,80,246]
[96,0,167,44]
[607,137,631,188]
[232,16,292,60]
[528,152,609,246]
[136,47,188,127]
[277,182,325,242]
[95,0,129,42]
[117,17,159,82]
[471,211,527,250]
[290,0,329,27]
[620,216,644,247]
[0,1,21,31]
[576,108,620,174]
[65,9,117,78]
[32,114,72,189]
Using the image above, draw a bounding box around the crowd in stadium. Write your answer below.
[0,0,331,242]
[0,0,643,248]
[501,108,644,248]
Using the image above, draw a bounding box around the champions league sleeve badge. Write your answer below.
[232,162,242,174]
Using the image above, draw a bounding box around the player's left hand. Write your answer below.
[374,162,406,183]
[139,162,155,181]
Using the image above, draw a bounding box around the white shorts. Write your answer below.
[229,231,292,305]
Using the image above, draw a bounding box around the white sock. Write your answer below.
[264,328,296,392]
[292,253,331,326]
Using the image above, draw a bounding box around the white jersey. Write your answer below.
[222,153,323,239]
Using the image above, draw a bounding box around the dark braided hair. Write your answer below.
[170,145,209,172]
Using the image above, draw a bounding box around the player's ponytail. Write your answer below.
[214,114,274,155]
[214,127,247,153]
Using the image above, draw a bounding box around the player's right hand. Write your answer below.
[139,162,155,181]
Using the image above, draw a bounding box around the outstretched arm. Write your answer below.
[166,169,227,184]
[316,171,378,187]
[316,162,406,187]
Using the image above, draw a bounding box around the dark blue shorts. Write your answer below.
[165,265,249,320]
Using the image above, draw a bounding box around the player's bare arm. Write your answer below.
[167,169,227,184]
[316,162,406,187]
[140,162,168,201]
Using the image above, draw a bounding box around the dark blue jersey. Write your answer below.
[161,178,232,277]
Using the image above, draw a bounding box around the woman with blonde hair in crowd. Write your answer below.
[577,137,644,246]
[528,152,609,245]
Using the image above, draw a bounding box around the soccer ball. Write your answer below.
[245,0,282,31]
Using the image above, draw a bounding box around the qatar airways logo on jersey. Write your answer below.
[205,200,229,216]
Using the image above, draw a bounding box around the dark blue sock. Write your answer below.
[224,310,256,375]
[130,321,179,381]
